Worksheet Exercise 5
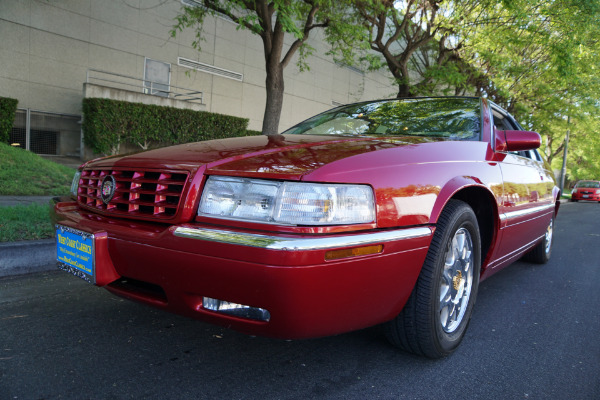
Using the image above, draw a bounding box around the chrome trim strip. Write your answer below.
[173,226,433,251]
[500,203,555,222]
[489,234,544,269]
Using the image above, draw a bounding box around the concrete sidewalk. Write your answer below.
[0,196,58,278]
[0,195,54,207]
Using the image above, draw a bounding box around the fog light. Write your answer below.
[203,297,270,321]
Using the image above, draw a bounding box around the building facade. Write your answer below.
[0,0,395,159]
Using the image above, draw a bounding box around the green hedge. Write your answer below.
[82,98,254,155]
[0,97,18,144]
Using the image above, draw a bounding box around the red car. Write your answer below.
[53,97,559,358]
[570,180,600,202]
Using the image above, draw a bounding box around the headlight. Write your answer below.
[596,189,600,194]
[198,176,375,225]
[70,170,81,197]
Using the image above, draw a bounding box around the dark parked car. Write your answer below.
[570,180,600,202]
[53,97,559,358]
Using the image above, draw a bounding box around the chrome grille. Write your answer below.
[77,169,188,220]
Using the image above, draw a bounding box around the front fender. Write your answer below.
[429,176,500,225]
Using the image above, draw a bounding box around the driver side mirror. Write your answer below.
[495,129,541,152]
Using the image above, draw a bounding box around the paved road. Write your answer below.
[1,202,599,399]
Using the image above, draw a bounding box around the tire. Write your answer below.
[385,199,481,358]
[522,216,554,264]
[570,199,578,202]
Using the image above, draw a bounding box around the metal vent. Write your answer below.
[178,57,243,81]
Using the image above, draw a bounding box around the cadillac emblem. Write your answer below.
[100,175,116,204]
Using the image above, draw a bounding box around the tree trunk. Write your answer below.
[397,82,411,98]
[262,64,285,135]
[396,63,412,98]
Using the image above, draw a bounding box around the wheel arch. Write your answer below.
[430,179,499,274]
[553,187,562,217]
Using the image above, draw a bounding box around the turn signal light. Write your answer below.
[325,244,383,260]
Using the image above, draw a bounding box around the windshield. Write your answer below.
[283,97,482,140]
[576,181,600,188]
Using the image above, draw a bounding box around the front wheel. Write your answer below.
[385,199,481,358]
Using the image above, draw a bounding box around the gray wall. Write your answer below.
[0,0,395,132]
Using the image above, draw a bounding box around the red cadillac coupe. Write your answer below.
[53,97,560,358]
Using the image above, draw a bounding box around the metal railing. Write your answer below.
[11,108,82,157]
[85,69,204,104]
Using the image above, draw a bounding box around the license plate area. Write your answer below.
[56,225,95,284]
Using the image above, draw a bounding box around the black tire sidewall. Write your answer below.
[524,215,553,264]
[539,216,554,263]
[426,202,481,355]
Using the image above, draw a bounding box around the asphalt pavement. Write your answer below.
[0,200,598,399]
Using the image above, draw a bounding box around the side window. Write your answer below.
[531,149,543,162]
[516,150,542,161]
[493,114,512,130]
[492,108,517,130]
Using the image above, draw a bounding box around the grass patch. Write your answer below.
[0,143,75,196]
[0,203,54,242]
[0,143,75,241]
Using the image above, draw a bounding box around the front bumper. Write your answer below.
[572,192,600,201]
[52,199,433,339]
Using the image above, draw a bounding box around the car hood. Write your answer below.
[84,134,444,180]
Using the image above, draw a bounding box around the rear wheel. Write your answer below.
[385,200,481,358]
[522,216,554,264]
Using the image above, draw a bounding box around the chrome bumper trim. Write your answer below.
[173,226,433,251]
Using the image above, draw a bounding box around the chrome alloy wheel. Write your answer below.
[439,227,474,333]
[544,219,553,255]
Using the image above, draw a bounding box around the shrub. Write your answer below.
[0,97,18,144]
[82,98,251,155]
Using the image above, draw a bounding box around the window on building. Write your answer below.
[144,58,171,98]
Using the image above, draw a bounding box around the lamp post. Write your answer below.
[559,115,570,194]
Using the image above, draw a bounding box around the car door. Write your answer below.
[490,107,555,268]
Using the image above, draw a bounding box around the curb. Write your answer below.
[0,239,57,278]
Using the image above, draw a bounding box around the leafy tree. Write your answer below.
[172,0,364,135]
[457,0,600,171]
[353,0,488,98]
[351,0,600,181]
